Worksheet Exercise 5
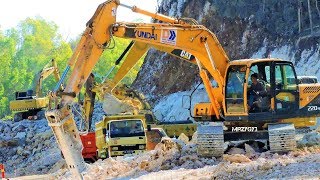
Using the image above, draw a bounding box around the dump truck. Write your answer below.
[95,114,147,158]
[79,74,167,162]
[79,110,167,162]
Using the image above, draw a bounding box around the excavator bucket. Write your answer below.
[197,123,224,157]
[103,93,136,114]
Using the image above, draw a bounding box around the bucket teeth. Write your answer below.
[268,123,296,152]
[197,125,224,157]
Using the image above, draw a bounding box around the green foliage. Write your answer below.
[0,17,146,118]
[0,17,73,118]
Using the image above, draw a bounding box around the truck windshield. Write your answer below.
[110,120,145,138]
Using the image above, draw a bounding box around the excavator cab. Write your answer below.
[200,58,320,157]
[224,59,318,125]
[15,90,34,100]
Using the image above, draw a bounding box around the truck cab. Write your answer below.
[95,115,147,158]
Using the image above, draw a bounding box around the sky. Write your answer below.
[0,0,158,40]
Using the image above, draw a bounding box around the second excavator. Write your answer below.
[10,59,62,121]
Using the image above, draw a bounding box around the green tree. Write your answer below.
[0,29,18,116]
[0,17,72,118]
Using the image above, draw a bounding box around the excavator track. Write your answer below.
[197,124,224,157]
[268,123,296,153]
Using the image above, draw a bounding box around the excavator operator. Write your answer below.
[248,73,267,112]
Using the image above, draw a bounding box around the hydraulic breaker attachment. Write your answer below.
[45,105,86,179]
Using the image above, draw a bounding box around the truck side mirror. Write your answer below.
[102,128,107,135]
[182,95,191,109]
[147,124,151,131]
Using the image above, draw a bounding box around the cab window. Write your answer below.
[275,64,297,90]
[248,65,258,85]
[248,64,270,86]
[226,65,246,113]
[265,66,271,83]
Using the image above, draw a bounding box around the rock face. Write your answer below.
[132,0,320,105]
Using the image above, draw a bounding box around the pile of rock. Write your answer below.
[0,119,61,177]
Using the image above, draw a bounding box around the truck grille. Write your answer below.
[112,144,145,151]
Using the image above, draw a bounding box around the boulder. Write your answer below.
[12,124,26,132]
[3,126,11,134]
[223,154,251,163]
[297,132,320,147]
[178,133,189,144]
[14,132,26,140]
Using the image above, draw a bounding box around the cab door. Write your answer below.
[271,62,299,115]
[225,65,246,115]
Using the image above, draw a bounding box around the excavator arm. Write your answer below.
[45,0,229,178]
[93,41,150,94]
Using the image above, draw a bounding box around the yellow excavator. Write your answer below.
[9,59,62,121]
[44,0,319,178]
